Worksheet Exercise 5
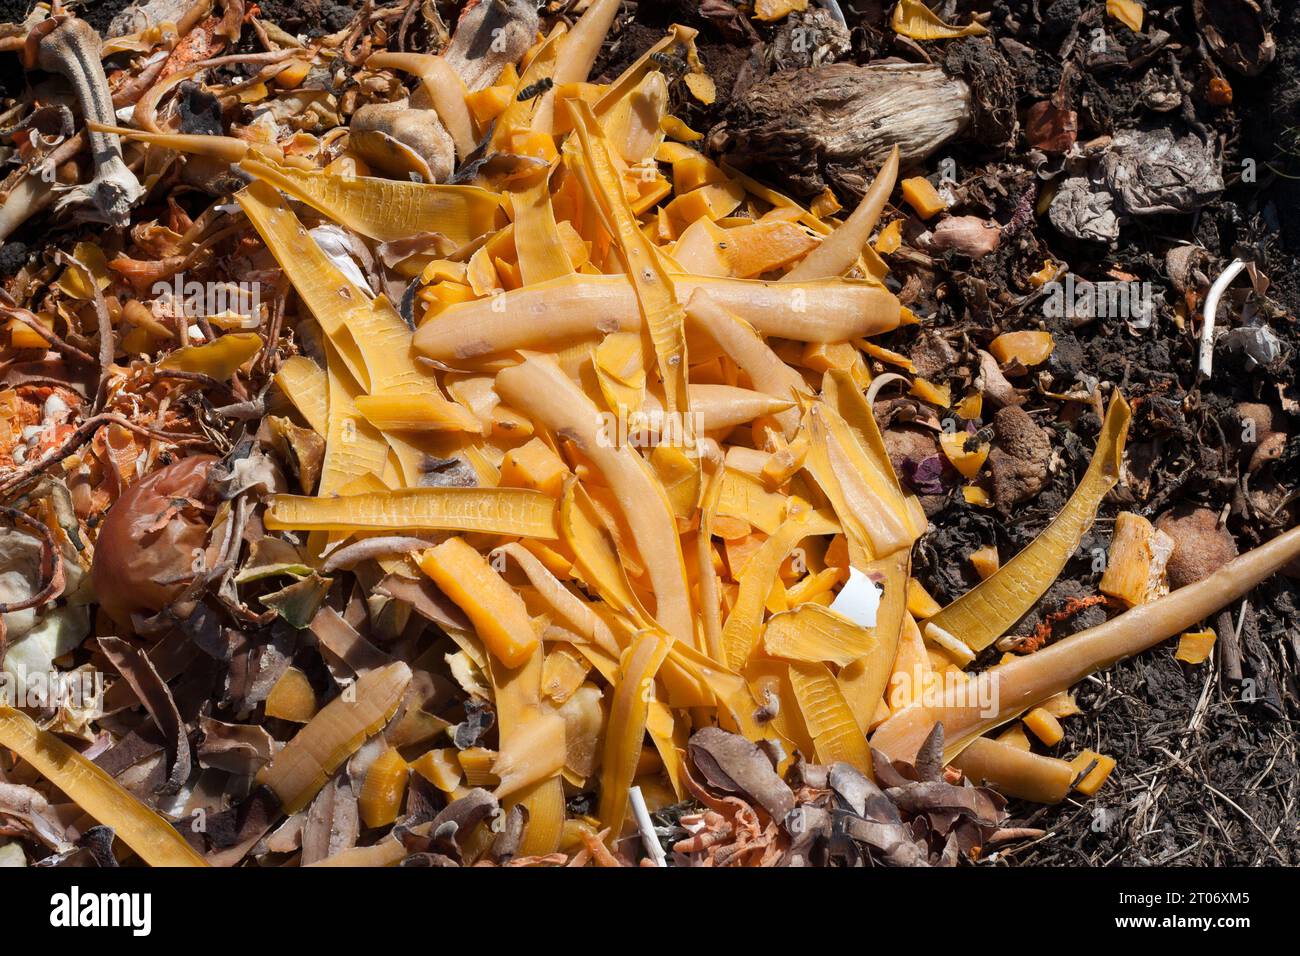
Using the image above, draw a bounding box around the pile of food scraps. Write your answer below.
[0,0,1297,868]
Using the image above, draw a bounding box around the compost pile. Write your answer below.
[0,0,1297,868]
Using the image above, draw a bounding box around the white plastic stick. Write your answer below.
[1199,258,1246,380]
[629,786,667,867]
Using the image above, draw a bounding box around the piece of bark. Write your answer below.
[724,62,972,197]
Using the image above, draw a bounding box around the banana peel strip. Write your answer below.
[318,345,392,496]
[0,706,209,867]
[566,97,692,422]
[493,542,620,657]
[787,661,873,776]
[763,603,876,667]
[264,487,559,538]
[496,353,693,642]
[513,175,574,286]
[239,158,501,244]
[257,661,412,814]
[488,645,567,853]
[926,394,1132,653]
[275,355,330,436]
[598,631,672,839]
[240,180,473,488]
[413,273,901,363]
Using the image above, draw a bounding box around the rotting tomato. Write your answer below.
[91,454,217,628]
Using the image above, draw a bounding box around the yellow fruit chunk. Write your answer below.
[963,485,992,507]
[784,566,841,606]
[684,72,716,105]
[7,315,53,350]
[500,437,571,498]
[900,177,945,219]
[873,218,903,254]
[1071,750,1116,796]
[1098,511,1174,607]
[940,430,990,479]
[754,0,809,23]
[1027,260,1058,288]
[761,437,808,489]
[954,390,982,420]
[810,186,841,218]
[906,577,942,620]
[1041,691,1082,718]
[410,748,462,793]
[909,377,951,407]
[800,340,861,374]
[665,180,746,226]
[265,666,317,723]
[1023,706,1065,746]
[1175,629,1216,665]
[274,58,312,88]
[420,280,476,319]
[989,330,1055,367]
[354,392,482,433]
[968,545,1000,580]
[466,83,513,126]
[160,331,263,380]
[671,150,728,193]
[358,748,409,828]
[1106,0,1144,33]
[418,537,540,668]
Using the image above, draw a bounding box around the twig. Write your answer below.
[55,251,115,410]
[1215,607,1243,682]
[0,413,206,499]
[0,507,65,612]
[0,305,96,365]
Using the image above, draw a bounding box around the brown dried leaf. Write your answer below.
[688,728,796,822]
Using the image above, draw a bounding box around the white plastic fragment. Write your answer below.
[309,226,372,292]
[829,566,882,628]
[923,620,976,666]
[629,785,667,868]
[1199,258,1246,380]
